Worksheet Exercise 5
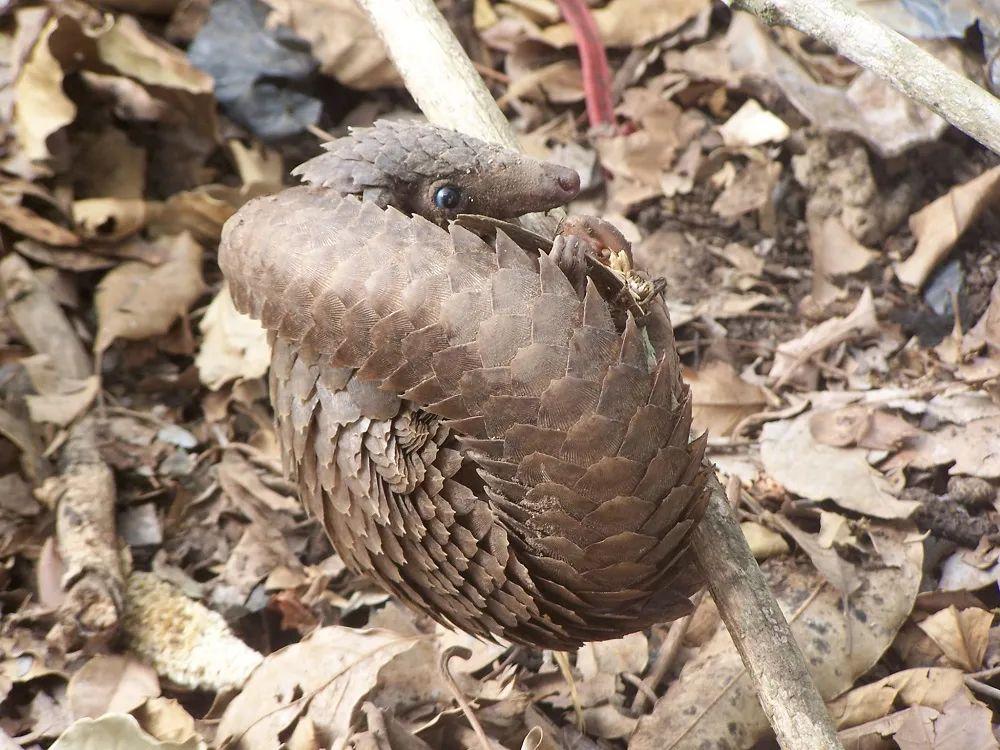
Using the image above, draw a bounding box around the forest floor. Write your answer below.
[0,0,999,748]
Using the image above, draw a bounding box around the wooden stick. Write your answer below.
[724,0,1000,156]
[355,1,843,748]
[692,475,843,749]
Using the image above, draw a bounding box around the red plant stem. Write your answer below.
[554,0,614,128]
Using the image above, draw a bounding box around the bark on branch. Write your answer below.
[725,0,1000,155]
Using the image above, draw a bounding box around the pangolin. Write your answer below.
[219,120,709,650]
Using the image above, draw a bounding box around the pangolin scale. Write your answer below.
[219,120,709,650]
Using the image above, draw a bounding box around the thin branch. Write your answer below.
[724,0,1000,155]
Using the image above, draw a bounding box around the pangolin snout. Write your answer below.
[549,165,581,199]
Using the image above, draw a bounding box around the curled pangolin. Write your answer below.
[219,120,709,650]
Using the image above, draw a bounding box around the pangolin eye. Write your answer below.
[433,185,462,210]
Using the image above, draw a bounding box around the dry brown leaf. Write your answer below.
[71,128,146,200]
[761,413,919,519]
[895,166,1000,288]
[893,691,999,750]
[808,215,878,307]
[809,405,921,451]
[263,0,399,89]
[685,360,768,436]
[577,632,647,680]
[131,699,199,747]
[771,288,880,385]
[93,233,205,354]
[902,418,1000,479]
[73,198,152,242]
[94,15,213,95]
[581,705,637,739]
[963,278,1000,356]
[711,159,781,220]
[50,713,205,750]
[25,376,100,427]
[12,15,76,170]
[196,285,271,390]
[829,667,969,729]
[0,191,79,246]
[718,99,790,147]
[542,0,708,48]
[216,627,420,749]
[632,523,922,749]
[740,521,789,560]
[67,655,160,719]
[916,606,993,672]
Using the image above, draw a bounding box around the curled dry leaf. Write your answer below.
[50,713,205,750]
[216,627,420,749]
[901,417,1000,479]
[827,667,970,729]
[631,523,922,749]
[916,606,993,672]
[94,232,205,354]
[718,99,790,148]
[685,360,768,437]
[761,413,920,519]
[196,285,271,390]
[67,655,160,720]
[740,521,789,561]
[892,691,999,750]
[895,165,1000,289]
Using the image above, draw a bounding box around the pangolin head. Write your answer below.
[291,119,580,226]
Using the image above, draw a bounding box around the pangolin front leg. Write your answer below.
[219,120,709,650]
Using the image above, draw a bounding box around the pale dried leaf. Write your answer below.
[718,99,790,147]
[216,627,419,748]
[632,524,922,749]
[67,655,160,719]
[94,233,205,353]
[916,606,993,672]
[50,714,204,750]
[196,285,271,390]
[895,166,1000,288]
[761,413,919,518]
[686,360,768,436]
[740,521,789,560]
[542,0,708,47]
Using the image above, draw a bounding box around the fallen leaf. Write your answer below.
[632,524,922,749]
[577,632,647,680]
[893,691,999,750]
[263,0,399,89]
[740,521,789,560]
[685,360,768,436]
[542,0,708,48]
[761,413,919,518]
[50,713,205,750]
[902,417,1000,479]
[67,655,160,719]
[718,99,790,147]
[195,285,271,390]
[895,166,1000,289]
[829,667,969,729]
[916,606,993,672]
[216,627,420,748]
[12,15,77,169]
[94,233,205,354]
[809,405,920,451]
[771,288,880,386]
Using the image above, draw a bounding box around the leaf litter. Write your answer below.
[0,0,997,748]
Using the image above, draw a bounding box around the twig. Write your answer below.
[724,0,1000,155]
[439,646,492,750]
[355,2,842,748]
[553,0,614,128]
[39,418,124,647]
[630,591,703,713]
[692,473,843,749]
[965,676,1000,703]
